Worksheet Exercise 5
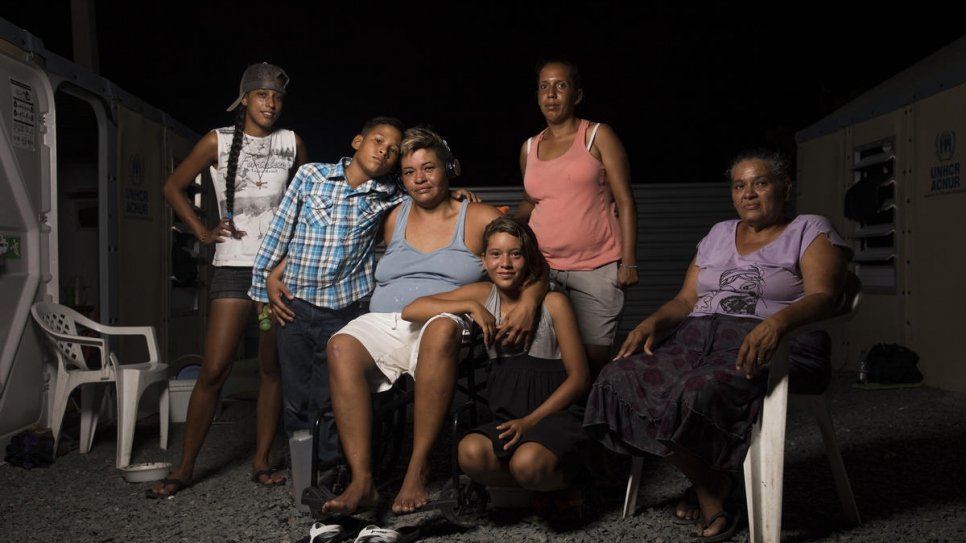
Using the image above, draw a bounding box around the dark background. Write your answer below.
[3,2,963,186]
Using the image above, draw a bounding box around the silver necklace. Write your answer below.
[244,133,274,189]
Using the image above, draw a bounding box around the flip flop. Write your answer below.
[691,508,741,543]
[308,522,344,543]
[251,468,287,487]
[145,477,188,499]
[352,525,419,543]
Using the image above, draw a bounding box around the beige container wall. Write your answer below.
[799,89,966,392]
[161,127,206,369]
[114,107,165,364]
[114,107,204,367]
[798,112,912,374]
[909,87,966,392]
[796,135,862,371]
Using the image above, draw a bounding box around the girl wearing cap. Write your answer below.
[149,62,306,498]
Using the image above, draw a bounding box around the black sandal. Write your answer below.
[251,468,287,487]
[145,477,189,499]
[692,508,741,543]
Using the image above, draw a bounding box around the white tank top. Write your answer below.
[209,127,296,267]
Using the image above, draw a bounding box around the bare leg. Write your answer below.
[321,334,380,514]
[665,444,734,538]
[150,299,249,496]
[508,442,567,492]
[393,319,461,514]
[252,323,284,484]
[458,433,516,488]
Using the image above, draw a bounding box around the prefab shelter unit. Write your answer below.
[796,36,966,393]
[0,17,208,451]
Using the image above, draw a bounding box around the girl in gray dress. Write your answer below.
[403,217,590,506]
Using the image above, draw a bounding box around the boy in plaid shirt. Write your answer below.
[249,117,406,466]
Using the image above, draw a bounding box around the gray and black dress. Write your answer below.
[469,286,588,460]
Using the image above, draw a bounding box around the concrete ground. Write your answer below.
[2,370,965,542]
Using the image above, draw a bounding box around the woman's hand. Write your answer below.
[736,318,785,378]
[267,266,295,325]
[497,299,538,351]
[451,187,481,203]
[496,417,535,450]
[614,320,658,359]
[199,219,232,246]
[468,304,497,346]
[618,265,639,289]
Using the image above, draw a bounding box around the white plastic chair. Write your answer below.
[622,273,863,541]
[742,272,862,541]
[30,301,169,468]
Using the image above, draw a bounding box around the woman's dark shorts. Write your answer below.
[208,266,256,302]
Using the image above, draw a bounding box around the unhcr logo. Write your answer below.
[935,130,956,162]
[130,154,145,186]
[929,129,961,194]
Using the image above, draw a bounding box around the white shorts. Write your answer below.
[334,312,470,392]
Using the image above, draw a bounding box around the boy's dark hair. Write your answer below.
[361,116,405,136]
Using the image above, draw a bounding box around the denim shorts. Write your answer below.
[208,266,255,301]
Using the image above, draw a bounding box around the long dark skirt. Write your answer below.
[583,315,829,472]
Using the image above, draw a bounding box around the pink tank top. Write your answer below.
[524,119,622,270]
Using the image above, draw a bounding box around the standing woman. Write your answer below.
[148,62,307,498]
[515,59,639,376]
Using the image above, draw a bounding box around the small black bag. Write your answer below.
[864,343,923,384]
[4,427,55,469]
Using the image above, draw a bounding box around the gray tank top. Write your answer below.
[369,199,484,312]
[484,285,561,360]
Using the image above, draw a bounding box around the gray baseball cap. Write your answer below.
[226,62,290,112]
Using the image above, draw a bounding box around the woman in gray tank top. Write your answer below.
[323,128,549,516]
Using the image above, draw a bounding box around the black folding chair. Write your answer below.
[301,325,492,522]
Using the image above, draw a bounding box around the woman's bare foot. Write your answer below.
[674,485,700,522]
[392,466,430,514]
[322,478,379,515]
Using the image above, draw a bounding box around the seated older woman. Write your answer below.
[584,148,851,541]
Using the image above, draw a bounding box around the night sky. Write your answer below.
[3,2,964,187]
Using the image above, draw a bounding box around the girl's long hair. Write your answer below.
[224,107,247,237]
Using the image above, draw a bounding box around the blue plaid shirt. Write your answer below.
[249,159,405,309]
